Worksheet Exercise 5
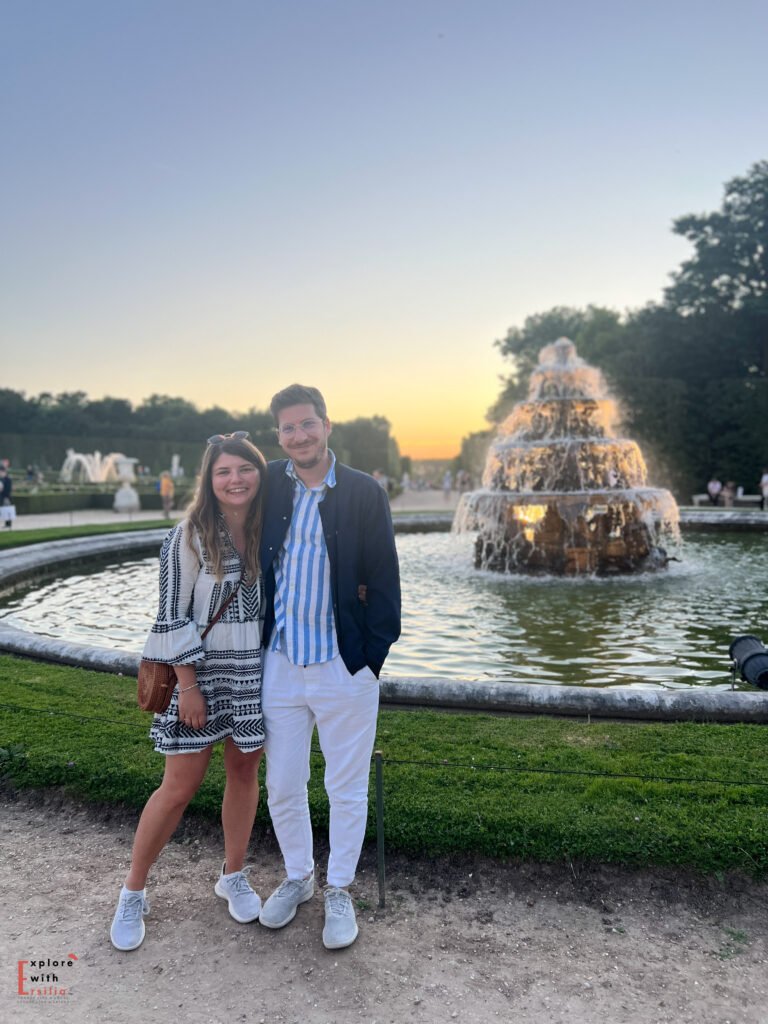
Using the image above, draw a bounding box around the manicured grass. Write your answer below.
[0,521,172,549]
[1,654,767,875]
[375,712,768,874]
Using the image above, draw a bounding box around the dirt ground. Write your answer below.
[3,791,768,1024]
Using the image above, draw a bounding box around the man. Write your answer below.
[258,384,401,949]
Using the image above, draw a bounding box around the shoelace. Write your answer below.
[228,867,255,897]
[120,891,148,921]
[324,887,351,916]
[276,877,309,898]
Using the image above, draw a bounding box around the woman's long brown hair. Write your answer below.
[186,437,268,581]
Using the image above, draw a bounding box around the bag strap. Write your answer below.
[200,572,245,640]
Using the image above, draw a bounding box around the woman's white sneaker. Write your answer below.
[110,887,150,951]
[214,862,262,923]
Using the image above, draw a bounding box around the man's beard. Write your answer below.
[292,445,326,470]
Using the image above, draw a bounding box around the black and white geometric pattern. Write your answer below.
[144,519,265,755]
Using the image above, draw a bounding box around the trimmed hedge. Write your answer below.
[13,490,192,515]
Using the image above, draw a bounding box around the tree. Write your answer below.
[666,160,768,319]
[134,394,199,427]
[39,391,91,434]
[666,160,768,381]
[0,389,35,432]
[332,416,397,476]
[85,397,135,433]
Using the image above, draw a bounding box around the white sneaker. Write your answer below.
[322,885,358,949]
[259,873,315,929]
[214,862,262,923]
[110,886,150,951]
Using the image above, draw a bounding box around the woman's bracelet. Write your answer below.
[179,682,199,693]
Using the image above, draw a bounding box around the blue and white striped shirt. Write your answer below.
[269,453,338,665]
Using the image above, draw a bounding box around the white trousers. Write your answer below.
[262,649,379,888]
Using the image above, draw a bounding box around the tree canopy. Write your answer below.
[666,159,768,319]
[0,392,401,477]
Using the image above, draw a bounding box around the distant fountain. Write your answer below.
[60,450,138,484]
[456,338,679,574]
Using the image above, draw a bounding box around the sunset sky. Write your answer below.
[3,1,767,458]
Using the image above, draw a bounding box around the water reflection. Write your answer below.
[1,532,765,689]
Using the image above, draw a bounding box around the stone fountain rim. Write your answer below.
[1,528,768,724]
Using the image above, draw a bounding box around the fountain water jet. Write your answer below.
[60,450,138,483]
[456,338,679,574]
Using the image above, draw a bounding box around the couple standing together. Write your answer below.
[110,384,401,953]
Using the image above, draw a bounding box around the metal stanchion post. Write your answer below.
[374,749,386,908]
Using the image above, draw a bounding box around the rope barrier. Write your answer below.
[378,754,768,788]
[2,700,767,789]
[0,702,148,730]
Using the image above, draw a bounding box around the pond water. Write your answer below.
[2,531,766,689]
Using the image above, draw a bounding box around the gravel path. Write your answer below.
[3,791,768,1023]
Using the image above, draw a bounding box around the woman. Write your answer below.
[110,433,268,951]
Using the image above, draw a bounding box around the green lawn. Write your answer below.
[2,655,767,875]
[0,521,171,549]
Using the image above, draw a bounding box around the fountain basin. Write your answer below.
[2,528,768,724]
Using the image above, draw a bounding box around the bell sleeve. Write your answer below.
[142,521,206,665]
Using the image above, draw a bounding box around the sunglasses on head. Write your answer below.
[206,430,251,445]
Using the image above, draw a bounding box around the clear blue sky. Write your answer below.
[3,0,766,456]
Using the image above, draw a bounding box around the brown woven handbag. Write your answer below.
[137,573,245,713]
[137,659,177,713]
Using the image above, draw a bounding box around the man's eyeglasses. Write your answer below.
[207,430,250,445]
[276,418,324,439]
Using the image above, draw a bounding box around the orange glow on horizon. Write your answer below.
[398,439,462,461]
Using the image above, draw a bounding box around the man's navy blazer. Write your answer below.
[259,459,401,678]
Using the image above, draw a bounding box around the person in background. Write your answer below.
[721,481,736,507]
[706,475,723,506]
[0,465,13,529]
[258,384,401,950]
[759,467,768,511]
[442,469,453,501]
[159,470,175,520]
[110,433,268,951]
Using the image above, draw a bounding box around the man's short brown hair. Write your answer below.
[269,384,327,423]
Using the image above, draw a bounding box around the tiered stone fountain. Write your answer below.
[456,337,679,574]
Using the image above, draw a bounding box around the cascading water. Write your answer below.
[455,337,680,574]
